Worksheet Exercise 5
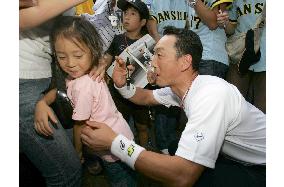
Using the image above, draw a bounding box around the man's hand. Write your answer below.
[112,56,135,88]
[81,121,118,151]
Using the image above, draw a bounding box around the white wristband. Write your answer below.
[111,134,145,170]
[114,83,136,99]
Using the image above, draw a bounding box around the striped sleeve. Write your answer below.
[210,0,233,9]
[150,15,158,22]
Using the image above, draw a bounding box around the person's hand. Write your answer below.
[217,10,229,28]
[20,0,37,9]
[112,56,135,88]
[81,121,118,151]
[34,100,57,136]
[89,58,108,82]
[153,34,161,43]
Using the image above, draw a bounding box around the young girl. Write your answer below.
[34,16,137,186]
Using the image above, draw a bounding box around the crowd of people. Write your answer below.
[19,0,266,186]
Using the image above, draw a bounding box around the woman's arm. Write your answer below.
[191,0,230,30]
[73,121,86,161]
[34,88,57,136]
[147,19,161,42]
[20,0,37,9]
[41,88,56,105]
[20,0,87,30]
[216,10,237,35]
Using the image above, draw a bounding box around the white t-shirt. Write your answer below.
[153,75,266,168]
[19,22,53,79]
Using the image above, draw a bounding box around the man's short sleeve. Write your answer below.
[175,85,229,168]
[210,0,233,9]
[153,87,180,108]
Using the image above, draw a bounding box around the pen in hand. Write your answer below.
[126,57,131,90]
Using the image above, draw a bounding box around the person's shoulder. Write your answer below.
[72,75,97,89]
[75,74,92,82]
[152,0,168,5]
[79,75,106,85]
[186,76,232,108]
[194,75,230,95]
[197,75,227,85]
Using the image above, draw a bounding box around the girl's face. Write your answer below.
[123,7,145,32]
[54,36,92,79]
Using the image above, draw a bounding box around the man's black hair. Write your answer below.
[163,26,203,72]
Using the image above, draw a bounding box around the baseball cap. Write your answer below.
[117,0,150,20]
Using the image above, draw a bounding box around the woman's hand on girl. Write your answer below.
[89,57,109,82]
[34,100,57,136]
[89,63,107,82]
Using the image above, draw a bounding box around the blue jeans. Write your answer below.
[103,160,137,187]
[199,59,229,79]
[19,78,82,187]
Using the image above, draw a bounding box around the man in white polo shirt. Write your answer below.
[81,26,266,187]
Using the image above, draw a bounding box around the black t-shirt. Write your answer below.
[106,33,138,61]
[106,33,151,123]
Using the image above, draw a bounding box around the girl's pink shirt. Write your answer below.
[66,75,134,162]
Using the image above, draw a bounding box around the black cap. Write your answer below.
[117,0,150,20]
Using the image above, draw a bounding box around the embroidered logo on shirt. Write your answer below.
[120,140,125,150]
[194,132,204,142]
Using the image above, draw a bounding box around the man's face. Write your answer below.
[152,35,182,87]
